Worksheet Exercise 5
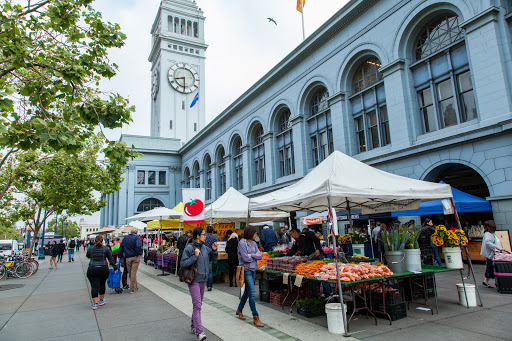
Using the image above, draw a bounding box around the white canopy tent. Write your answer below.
[204,187,289,223]
[249,151,453,336]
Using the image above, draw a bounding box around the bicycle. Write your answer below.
[0,255,33,279]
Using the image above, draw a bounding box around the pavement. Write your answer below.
[0,251,511,341]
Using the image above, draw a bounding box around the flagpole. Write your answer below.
[301,2,305,41]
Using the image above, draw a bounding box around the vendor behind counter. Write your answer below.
[286,228,322,258]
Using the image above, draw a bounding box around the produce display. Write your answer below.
[295,261,325,277]
[468,225,484,238]
[266,256,307,272]
[256,253,270,269]
[314,262,393,282]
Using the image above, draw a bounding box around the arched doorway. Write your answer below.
[137,198,164,212]
[423,163,489,198]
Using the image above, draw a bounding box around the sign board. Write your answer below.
[302,216,323,225]
[217,241,226,252]
[496,230,511,252]
[338,215,360,221]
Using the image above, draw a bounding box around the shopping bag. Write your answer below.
[111,242,120,253]
[494,250,512,262]
[236,266,245,287]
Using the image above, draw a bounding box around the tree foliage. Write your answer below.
[0,0,139,201]
[47,218,79,238]
[9,134,125,253]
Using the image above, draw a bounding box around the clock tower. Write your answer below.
[149,0,207,143]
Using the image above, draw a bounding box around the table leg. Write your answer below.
[281,275,291,310]
[432,273,439,315]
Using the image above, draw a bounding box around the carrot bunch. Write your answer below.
[257,253,270,269]
[295,261,326,277]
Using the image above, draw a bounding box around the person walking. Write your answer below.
[481,220,503,288]
[86,235,118,310]
[236,225,264,327]
[204,226,217,291]
[260,225,278,252]
[181,227,218,341]
[119,228,142,293]
[225,231,239,287]
[57,239,65,263]
[49,241,59,269]
[421,219,442,266]
[75,239,80,252]
[67,238,76,262]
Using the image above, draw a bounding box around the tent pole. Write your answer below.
[368,219,375,259]
[158,216,170,276]
[328,196,348,337]
[346,197,353,229]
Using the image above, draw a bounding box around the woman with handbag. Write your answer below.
[480,220,503,288]
[235,225,264,327]
[180,227,218,341]
[86,235,118,310]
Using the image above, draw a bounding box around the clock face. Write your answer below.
[168,63,199,94]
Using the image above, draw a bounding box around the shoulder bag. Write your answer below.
[179,245,198,284]
[236,240,251,287]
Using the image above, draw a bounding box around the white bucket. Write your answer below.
[352,244,365,256]
[404,249,422,272]
[325,303,347,334]
[456,283,477,307]
[443,247,463,269]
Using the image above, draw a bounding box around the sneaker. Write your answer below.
[130,288,139,294]
[92,304,98,310]
[123,285,130,290]
[207,287,212,291]
[197,333,207,341]
[191,328,196,335]
[98,300,106,306]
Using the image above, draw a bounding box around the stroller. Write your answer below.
[107,262,123,294]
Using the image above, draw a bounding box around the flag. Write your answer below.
[182,188,205,223]
[190,92,199,108]
[297,0,305,13]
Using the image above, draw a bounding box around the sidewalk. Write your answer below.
[0,251,220,341]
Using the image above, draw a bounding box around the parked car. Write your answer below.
[0,239,20,257]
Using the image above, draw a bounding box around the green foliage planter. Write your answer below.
[296,297,327,318]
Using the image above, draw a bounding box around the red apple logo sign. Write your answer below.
[184,199,204,217]
[182,188,205,223]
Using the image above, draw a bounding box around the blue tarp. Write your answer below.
[392,185,491,217]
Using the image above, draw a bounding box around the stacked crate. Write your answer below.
[371,287,407,321]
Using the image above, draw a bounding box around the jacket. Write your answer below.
[237,239,262,271]
[86,245,118,271]
[286,231,321,257]
[119,234,142,259]
[260,228,278,251]
[180,240,218,283]
[177,234,191,253]
[226,238,239,264]
[480,232,500,259]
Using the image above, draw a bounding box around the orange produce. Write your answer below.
[295,261,325,277]
[257,253,270,269]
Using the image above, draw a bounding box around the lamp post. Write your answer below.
[38,211,47,260]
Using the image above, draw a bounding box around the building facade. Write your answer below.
[79,218,100,240]
[102,0,512,232]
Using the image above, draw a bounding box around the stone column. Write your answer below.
[241,145,250,192]
[210,162,217,200]
[262,132,273,184]
[290,115,305,178]
[224,154,232,193]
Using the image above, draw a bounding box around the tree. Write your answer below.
[47,218,79,238]
[0,0,139,201]
[9,134,126,254]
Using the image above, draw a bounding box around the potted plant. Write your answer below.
[380,227,411,273]
[403,225,421,272]
[430,225,468,269]
[349,230,366,257]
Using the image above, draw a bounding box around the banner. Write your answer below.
[302,216,323,225]
[182,188,205,223]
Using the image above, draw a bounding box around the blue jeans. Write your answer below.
[207,261,213,289]
[237,269,258,316]
[68,249,74,261]
[430,241,442,266]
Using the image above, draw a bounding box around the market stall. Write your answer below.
[249,151,455,336]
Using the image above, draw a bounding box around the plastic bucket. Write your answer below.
[385,251,405,274]
[325,303,347,334]
[443,247,463,269]
[404,249,422,272]
[456,283,477,307]
[352,244,365,256]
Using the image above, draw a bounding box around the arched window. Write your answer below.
[204,154,212,200]
[412,14,476,133]
[193,22,199,38]
[276,109,294,177]
[181,19,186,35]
[167,16,173,31]
[350,57,390,153]
[217,147,226,196]
[193,162,200,188]
[184,167,191,188]
[137,198,164,212]
[232,136,243,190]
[252,125,265,185]
[174,17,179,33]
[308,88,333,166]
[187,21,192,36]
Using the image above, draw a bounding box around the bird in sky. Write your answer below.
[267,17,277,25]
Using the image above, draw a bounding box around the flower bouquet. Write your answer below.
[430,225,467,269]
[338,234,351,244]
[349,230,366,244]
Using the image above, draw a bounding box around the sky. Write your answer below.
[76,0,350,224]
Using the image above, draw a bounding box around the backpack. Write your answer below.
[69,240,76,249]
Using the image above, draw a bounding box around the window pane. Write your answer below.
[419,88,433,106]
[416,15,464,60]
[148,171,155,185]
[380,106,391,146]
[367,111,379,149]
[437,79,453,101]
[461,90,477,122]
[355,117,366,153]
[440,97,457,127]
[458,71,473,92]
[159,171,166,185]
[311,136,319,166]
[137,171,145,185]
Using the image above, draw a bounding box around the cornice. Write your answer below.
[460,6,500,34]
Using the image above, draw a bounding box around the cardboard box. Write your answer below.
[217,252,228,260]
